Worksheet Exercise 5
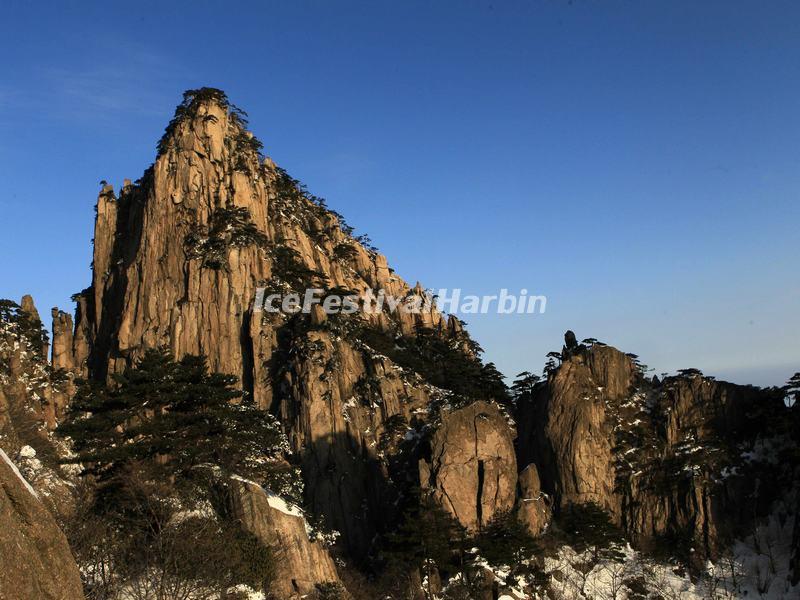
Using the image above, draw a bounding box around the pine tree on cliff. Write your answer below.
[559,502,626,563]
[0,298,49,355]
[479,361,510,404]
[785,372,800,407]
[511,371,540,394]
[60,348,288,486]
[386,491,467,597]
[60,348,283,597]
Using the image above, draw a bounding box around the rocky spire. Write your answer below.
[71,88,473,561]
[20,295,47,359]
[50,308,75,370]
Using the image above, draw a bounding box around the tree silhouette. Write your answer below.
[511,371,541,400]
[785,372,800,407]
[473,509,537,565]
[543,357,558,377]
[559,502,626,563]
[677,368,703,377]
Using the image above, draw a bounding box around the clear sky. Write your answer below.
[1,1,798,387]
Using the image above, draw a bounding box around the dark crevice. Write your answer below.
[477,459,485,529]
[240,310,254,400]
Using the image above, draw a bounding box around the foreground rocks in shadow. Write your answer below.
[0,449,84,600]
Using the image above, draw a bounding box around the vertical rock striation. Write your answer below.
[421,400,517,532]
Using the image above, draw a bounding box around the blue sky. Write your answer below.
[1,1,798,386]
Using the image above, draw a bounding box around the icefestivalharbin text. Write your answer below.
[252,287,547,316]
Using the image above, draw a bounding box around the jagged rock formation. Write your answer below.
[67,88,491,565]
[420,400,517,532]
[516,333,791,561]
[517,343,630,516]
[76,91,450,395]
[0,297,78,516]
[0,448,84,600]
[20,295,48,361]
[1,297,66,431]
[50,308,75,371]
[517,463,550,536]
[228,477,342,599]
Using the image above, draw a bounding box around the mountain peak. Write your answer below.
[156,87,263,161]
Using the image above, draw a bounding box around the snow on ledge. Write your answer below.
[230,474,304,518]
[0,447,39,499]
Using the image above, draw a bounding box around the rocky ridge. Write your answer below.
[516,334,795,566]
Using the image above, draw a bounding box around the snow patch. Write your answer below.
[0,447,39,499]
[231,475,304,518]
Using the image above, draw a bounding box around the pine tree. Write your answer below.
[474,510,537,565]
[785,372,800,407]
[511,371,540,400]
[60,349,286,597]
[559,502,626,563]
[60,348,287,486]
[472,510,548,595]
[385,491,467,597]
[478,362,510,404]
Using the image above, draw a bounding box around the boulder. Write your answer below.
[0,448,84,600]
[423,401,517,532]
[228,476,342,599]
[517,464,550,536]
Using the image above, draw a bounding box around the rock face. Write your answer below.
[516,333,790,560]
[517,343,635,516]
[76,91,448,400]
[277,329,435,556]
[67,88,489,564]
[517,464,550,536]
[231,480,339,600]
[0,449,84,600]
[228,477,341,599]
[50,308,75,371]
[618,373,788,556]
[421,401,517,532]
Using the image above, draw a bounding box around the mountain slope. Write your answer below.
[66,88,512,564]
